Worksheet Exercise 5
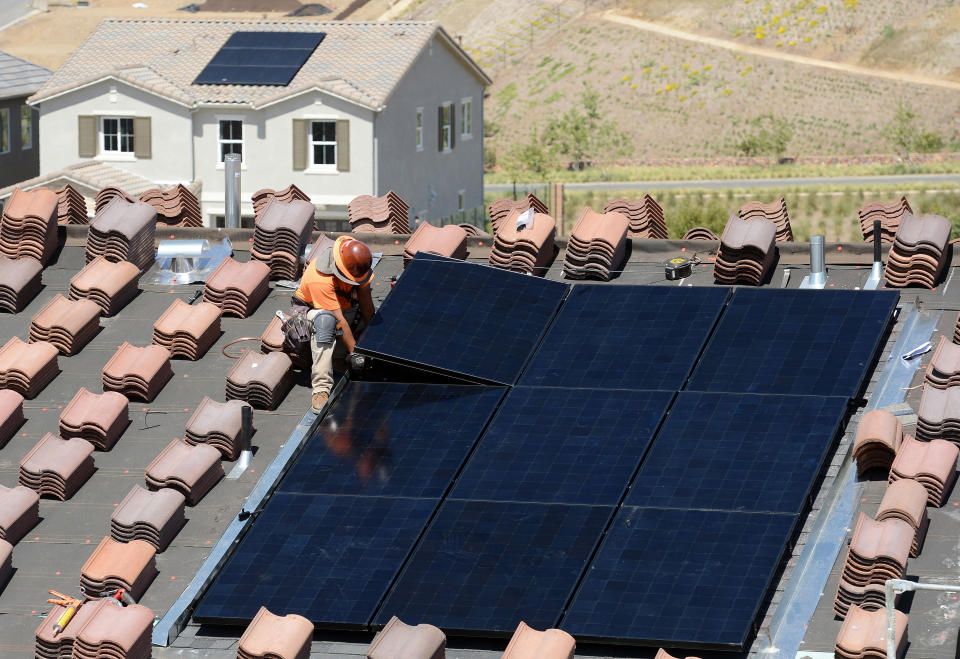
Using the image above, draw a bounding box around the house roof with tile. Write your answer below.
[0,51,52,101]
[0,161,162,200]
[28,19,491,111]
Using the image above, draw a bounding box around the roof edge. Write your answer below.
[28,72,194,108]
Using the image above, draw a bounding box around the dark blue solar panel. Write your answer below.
[520,286,728,390]
[357,257,570,385]
[374,500,611,634]
[277,383,505,498]
[193,494,435,628]
[561,507,797,649]
[686,288,898,396]
[626,392,848,513]
[451,387,673,505]
[193,31,326,86]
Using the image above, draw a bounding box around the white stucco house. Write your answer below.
[22,18,490,226]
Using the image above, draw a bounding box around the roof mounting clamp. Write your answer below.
[800,235,827,289]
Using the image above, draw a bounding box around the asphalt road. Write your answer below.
[486,173,960,193]
[0,0,36,32]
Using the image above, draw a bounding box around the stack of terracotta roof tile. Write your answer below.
[834,512,912,618]
[252,184,311,218]
[145,439,223,505]
[68,256,140,316]
[713,214,776,285]
[924,336,960,390]
[139,184,202,227]
[954,313,960,345]
[0,336,58,398]
[94,186,136,214]
[54,184,89,225]
[459,223,491,238]
[860,197,912,243]
[80,536,157,600]
[368,616,446,659]
[655,651,703,659]
[0,538,11,588]
[402,223,468,266]
[0,255,42,312]
[888,435,958,506]
[185,397,250,460]
[59,387,129,451]
[562,207,629,281]
[852,409,903,476]
[0,483,40,543]
[37,598,154,659]
[489,211,557,274]
[202,257,270,318]
[883,212,952,289]
[739,197,793,242]
[152,299,221,359]
[102,342,173,402]
[19,433,94,500]
[502,621,574,659]
[111,485,186,552]
[349,191,411,234]
[835,605,907,659]
[238,606,314,659]
[916,384,960,443]
[683,226,719,241]
[0,389,24,448]
[250,198,315,279]
[0,187,58,264]
[261,315,284,353]
[488,194,548,234]
[28,294,101,355]
[226,351,293,410]
[877,478,929,558]
[85,197,157,271]
[603,196,667,239]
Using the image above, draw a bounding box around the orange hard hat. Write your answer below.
[325,236,373,286]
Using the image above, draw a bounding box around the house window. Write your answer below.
[0,109,8,154]
[310,121,337,167]
[102,117,134,153]
[415,107,423,151]
[440,103,452,151]
[218,119,243,162]
[457,190,465,211]
[460,98,472,138]
[20,106,32,150]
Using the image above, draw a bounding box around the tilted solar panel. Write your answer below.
[193,31,326,86]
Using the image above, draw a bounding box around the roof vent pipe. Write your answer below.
[225,153,241,229]
[864,218,884,290]
[799,235,827,289]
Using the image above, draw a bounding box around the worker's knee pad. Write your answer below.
[313,310,337,346]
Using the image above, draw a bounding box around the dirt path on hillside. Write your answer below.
[603,10,960,93]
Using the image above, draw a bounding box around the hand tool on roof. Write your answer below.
[110,587,136,606]
[46,590,84,635]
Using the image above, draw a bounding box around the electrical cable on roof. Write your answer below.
[222,337,262,359]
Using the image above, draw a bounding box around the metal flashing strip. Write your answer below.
[757,304,939,659]
[151,376,349,647]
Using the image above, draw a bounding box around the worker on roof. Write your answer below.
[292,235,374,412]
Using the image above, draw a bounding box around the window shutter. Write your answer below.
[437,106,443,152]
[133,117,151,159]
[292,119,307,171]
[335,119,350,172]
[78,115,96,157]
[449,104,455,149]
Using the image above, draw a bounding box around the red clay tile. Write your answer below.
[403,223,468,267]
[853,409,903,476]
[714,214,776,286]
[835,605,907,659]
[0,187,59,264]
[102,342,173,402]
[111,485,186,552]
[0,255,43,312]
[738,197,793,242]
[29,294,102,355]
[888,434,958,506]
[184,396,250,460]
[238,605,313,659]
[0,336,59,398]
[140,184,202,227]
[0,388,25,449]
[859,197,911,244]
[152,298,221,359]
[489,210,557,275]
[0,483,39,544]
[349,191,410,234]
[488,194,548,234]
[69,256,140,316]
[226,350,294,410]
[603,196,667,239]
[682,226,719,241]
[59,387,129,450]
[19,433,95,500]
[145,440,223,505]
[501,621,575,659]
[80,536,157,600]
[367,616,445,659]
[251,198,315,280]
[86,196,157,270]
[71,597,155,657]
[252,184,311,218]
[202,257,271,318]
[562,206,629,281]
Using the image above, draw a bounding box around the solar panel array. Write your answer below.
[193,32,326,86]
[196,258,899,652]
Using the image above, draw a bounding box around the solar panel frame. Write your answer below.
[686,288,898,396]
[277,383,507,498]
[193,31,326,86]
[451,387,674,506]
[519,285,730,390]
[357,257,571,385]
[560,506,799,649]
[193,494,437,628]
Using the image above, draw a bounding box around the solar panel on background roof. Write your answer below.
[451,387,673,506]
[561,506,797,649]
[193,31,326,86]
[686,288,898,396]
[357,257,570,385]
[193,494,436,627]
[625,392,848,514]
[519,286,729,390]
[277,383,506,498]
[374,500,611,634]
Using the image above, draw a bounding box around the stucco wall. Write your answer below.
[0,95,39,188]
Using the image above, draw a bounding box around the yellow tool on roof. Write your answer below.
[46,590,84,636]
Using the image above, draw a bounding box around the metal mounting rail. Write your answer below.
[884,579,959,659]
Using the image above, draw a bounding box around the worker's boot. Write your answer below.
[311,392,329,412]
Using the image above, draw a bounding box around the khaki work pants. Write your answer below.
[306,308,358,395]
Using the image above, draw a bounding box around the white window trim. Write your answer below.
[99,116,135,159]
[415,107,423,152]
[20,105,31,151]
[460,97,473,139]
[306,119,338,173]
[0,108,9,155]
[215,116,244,169]
[440,102,452,153]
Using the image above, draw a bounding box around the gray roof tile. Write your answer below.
[0,51,52,100]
